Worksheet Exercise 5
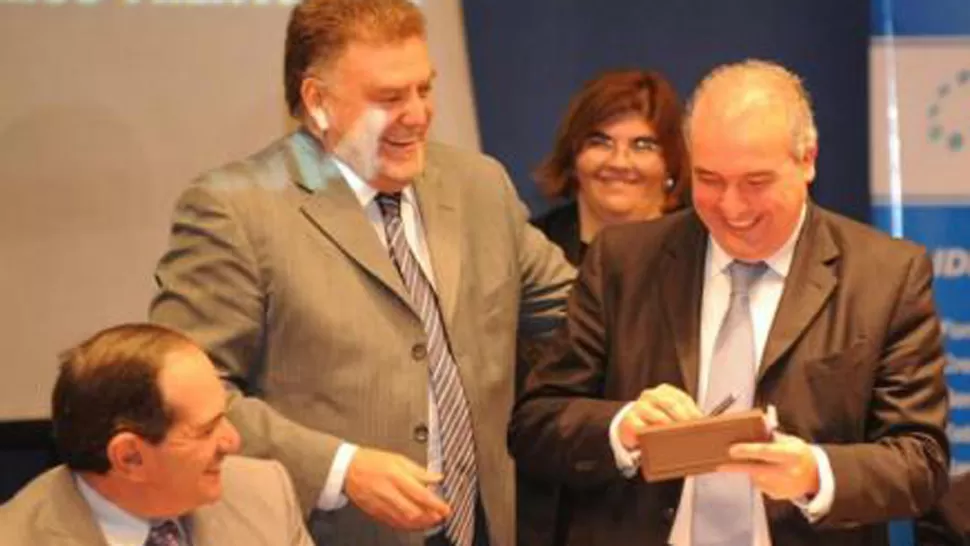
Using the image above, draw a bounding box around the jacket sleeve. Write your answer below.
[150,181,341,513]
[820,250,950,526]
[509,233,630,489]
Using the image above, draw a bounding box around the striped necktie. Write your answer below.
[376,192,478,546]
[145,520,182,546]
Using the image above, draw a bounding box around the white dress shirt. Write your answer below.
[317,157,444,513]
[75,474,190,546]
[608,205,836,545]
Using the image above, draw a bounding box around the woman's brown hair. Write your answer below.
[535,69,689,213]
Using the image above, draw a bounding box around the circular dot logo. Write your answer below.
[928,68,970,152]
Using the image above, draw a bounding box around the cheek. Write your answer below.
[691,185,718,211]
[573,150,601,179]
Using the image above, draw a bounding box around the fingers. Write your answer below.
[636,383,703,423]
[619,384,703,449]
[391,464,451,520]
[717,434,820,500]
[345,447,452,531]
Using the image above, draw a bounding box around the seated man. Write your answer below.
[0,323,312,546]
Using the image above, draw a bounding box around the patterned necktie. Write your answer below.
[692,260,767,546]
[145,520,182,546]
[376,192,478,546]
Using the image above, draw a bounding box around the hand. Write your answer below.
[618,384,703,450]
[344,447,451,531]
[718,431,820,500]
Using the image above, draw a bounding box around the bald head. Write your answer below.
[686,59,817,160]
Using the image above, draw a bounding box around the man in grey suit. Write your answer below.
[149,0,574,545]
[0,323,312,546]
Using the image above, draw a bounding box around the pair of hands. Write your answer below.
[618,383,821,500]
[344,447,451,531]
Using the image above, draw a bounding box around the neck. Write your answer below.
[577,198,663,243]
[367,176,410,194]
[80,472,181,520]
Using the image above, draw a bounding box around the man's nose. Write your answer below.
[217,418,242,455]
[717,184,748,217]
[400,93,429,127]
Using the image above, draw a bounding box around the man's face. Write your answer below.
[690,104,815,261]
[142,347,240,516]
[316,36,435,192]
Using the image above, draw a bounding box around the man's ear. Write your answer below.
[300,78,330,133]
[106,432,149,481]
[802,145,818,184]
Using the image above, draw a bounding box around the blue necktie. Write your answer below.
[376,192,478,546]
[692,260,767,546]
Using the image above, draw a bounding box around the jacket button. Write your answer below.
[411,343,427,360]
[413,423,429,444]
[662,507,675,523]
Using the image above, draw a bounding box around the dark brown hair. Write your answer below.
[535,69,689,212]
[284,0,426,117]
[52,323,196,473]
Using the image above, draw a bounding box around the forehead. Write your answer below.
[331,37,433,87]
[596,112,656,136]
[157,348,224,425]
[690,102,790,163]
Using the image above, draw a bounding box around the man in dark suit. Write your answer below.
[916,472,970,545]
[0,323,312,546]
[150,0,574,545]
[509,59,950,546]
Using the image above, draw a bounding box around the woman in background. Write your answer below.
[532,69,690,265]
[518,68,690,546]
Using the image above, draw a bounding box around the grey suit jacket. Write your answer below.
[510,205,950,546]
[150,130,575,546]
[0,456,312,545]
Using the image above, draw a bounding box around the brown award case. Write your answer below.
[638,409,771,482]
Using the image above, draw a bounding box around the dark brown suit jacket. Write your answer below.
[509,204,950,546]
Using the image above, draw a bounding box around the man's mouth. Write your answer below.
[724,217,760,232]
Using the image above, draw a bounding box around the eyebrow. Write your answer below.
[193,411,226,434]
[744,170,777,179]
[693,167,720,176]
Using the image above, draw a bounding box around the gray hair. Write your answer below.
[684,59,818,159]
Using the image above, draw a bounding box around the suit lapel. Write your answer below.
[412,162,462,324]
[38,468,111,546]
[186,506,235,546]
[285,131,412,308]
[758,205,839,380]
[661,214,708,400]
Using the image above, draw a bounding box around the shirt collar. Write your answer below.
[330,155,416,210]
[74,473,186,546]
[707,203,808,280]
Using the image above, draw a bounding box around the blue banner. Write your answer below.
[871,2,970,544]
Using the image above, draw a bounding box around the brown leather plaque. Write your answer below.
[638,409,772,482]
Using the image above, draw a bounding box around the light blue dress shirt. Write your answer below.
[74,473,190,546]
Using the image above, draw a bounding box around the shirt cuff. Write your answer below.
[317,442,358,511]
[608,402,641,478]
[792,445,835,521]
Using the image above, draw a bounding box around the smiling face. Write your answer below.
[689,94,816,262]
[573,112,668,226]
[313,36,434,192]
[139,347,240,515]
